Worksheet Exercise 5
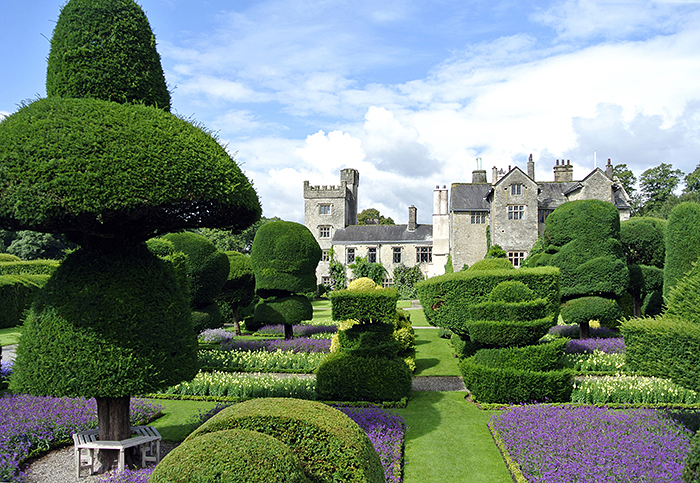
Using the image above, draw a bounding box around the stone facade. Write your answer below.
[304,157,631,283]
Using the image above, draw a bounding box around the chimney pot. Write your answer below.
[408,205,417,231]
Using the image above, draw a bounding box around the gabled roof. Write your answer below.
[332,224,433,244]
[537,181,583,209]
[450,183,492,211]
[492,166,536,188]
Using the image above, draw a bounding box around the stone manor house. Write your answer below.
[304,157,631,286]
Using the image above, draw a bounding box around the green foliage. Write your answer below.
[316,352,412,402]
[683,432,700,483]
[460,357,573,404]
[219,251,255,311]
[254,296,313,326]
[349,256,387,285]
[0,259,60,276]
[415,267,560,333]
[0,97,261,246]
[468,258,514,271]
[357,208,395,225]
[665,263,700,322]
[46,0,171,111]
[195,217,283,254]
[330,288,398,324]
[571,374,700,404]
[488,281,535,303]
[485,244,507,259]
[327,248,347,291]
[162,232,229,309]
[0,253,21,262]
[6,231,75,260]
[464,299,551,324]
[638,163,684,215]
[620,217,666,268]
[10,245,198,397]
[664,202,700,297]
[251,221,322,298]
[392,264,423,299]
[150,428,310,483]
[0,275,49,329]
[186,398,385,483]
[612,163,637,199]
[336,322,400,359]
[537,200,628,299]
[191,302,223,333]
[560,296,622,329]
[163,371,318,398]
[450,333,481,358]
[621,316,700,393]
[197,350,324,374]
[465,318,557,348]
[470,339,567,372]
[444,253,454,273]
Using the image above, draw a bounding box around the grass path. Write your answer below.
[400,326,512,483]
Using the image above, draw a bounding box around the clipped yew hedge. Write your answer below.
[330,288,398,324]
[0,260,60,276]
[0,274,49,329]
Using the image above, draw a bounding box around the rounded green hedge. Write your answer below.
[337,322,400,358]
[0,97,261,246]
[464,317,556,348]
[664,202,700,298]
[250,221,322,298]
[162,232,229,309]
[150,428,310,483]
[47,0,171,111]
[186,398,385,483]
[488,280,535,302]
[620,217,666,268]
[191,302,223,333]
[560,296,622,329]
[0,254,21,262]
[221,251,255,308]
[316,352,412,403]
[468,258,514,271]
[10,245,198,397]
[254,295,313,326]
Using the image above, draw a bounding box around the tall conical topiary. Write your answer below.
[46,0,171,111]
[1,0,261,472]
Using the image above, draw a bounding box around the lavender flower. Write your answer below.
[548,324,619,338]
[221,337,331,353]
[198,328,234,344]
[490,405,692,483]
[565,337,626,354]
[97,467,154,483]
[0,360,13,380]
[256,324,337,337]
[0,395,162,483]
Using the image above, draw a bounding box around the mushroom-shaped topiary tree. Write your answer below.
[1,0,261,471]
[250,221,321,340]
[219,251,256,336]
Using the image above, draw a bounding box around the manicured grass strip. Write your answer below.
[0,327,21,347]
[145,398,220,442]
[413,328,461,376]
[396,392,511,483]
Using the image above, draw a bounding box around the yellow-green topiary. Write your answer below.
[348,277,380,291]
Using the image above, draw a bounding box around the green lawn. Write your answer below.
[413,328,461,376]
[146,399,220,441]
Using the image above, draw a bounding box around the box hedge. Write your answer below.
[460,357,573,404]
[0,259,60,276]
[186,398,385,483]
[0,274,49,329]
[415,266,560,331]
[150,428,310,483]
[621,316,700,393]
[560,296,622,329]
[316,351,412,403]
[463,317,556,348]
[330,288,398,324]
[664,202,700,298]
[470,339,568,372]
[620,216,666,268]
[254,295,313,326]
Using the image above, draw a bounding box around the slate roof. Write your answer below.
[332,224,433,244]
[450,183,492,211]
[537,182,582,209]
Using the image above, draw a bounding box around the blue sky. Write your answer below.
[2,0,700,224]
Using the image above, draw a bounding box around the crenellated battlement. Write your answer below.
[303,180,347,198]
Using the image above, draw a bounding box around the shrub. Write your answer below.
[665,263,700,322]
[415,266,560,332]
[450,333,481,358]
[330,288,398,324]
[0,274,49,329]
[186,398,385,483]
[0,254,21,262]
[460,357,573,404]
[150,429,310,483]
[0,260,60,276]
[470,339,567,372]
[254,296,313,326]
[350,257,387,285]
[560,296,622,329]
[621,316,700,392]
[161,232,229,309]
[665,202,700,297]
[463,317,555,348]
[488,280,535,303]
[684,432,700,483]
[620,217,666,268]
[336,322,400,359]
[465,298,550,324]
[316,352,412,403]
[191,302,223,333]
[392,264,423,299]
[348,277,380,291]
[468,258,514,271]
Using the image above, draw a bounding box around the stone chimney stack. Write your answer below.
[408,205,417,231]
[492,166,498,184]
[605,158,614,178]
[472,169,487,184]
[527,154,535,180]
[553,159,574,182]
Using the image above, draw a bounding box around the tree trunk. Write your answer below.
[95,396,133,473]
[284,323,294,340]
[580,321,590,339]
[232,307,242,336]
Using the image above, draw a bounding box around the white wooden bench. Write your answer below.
[72,425,161,478]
